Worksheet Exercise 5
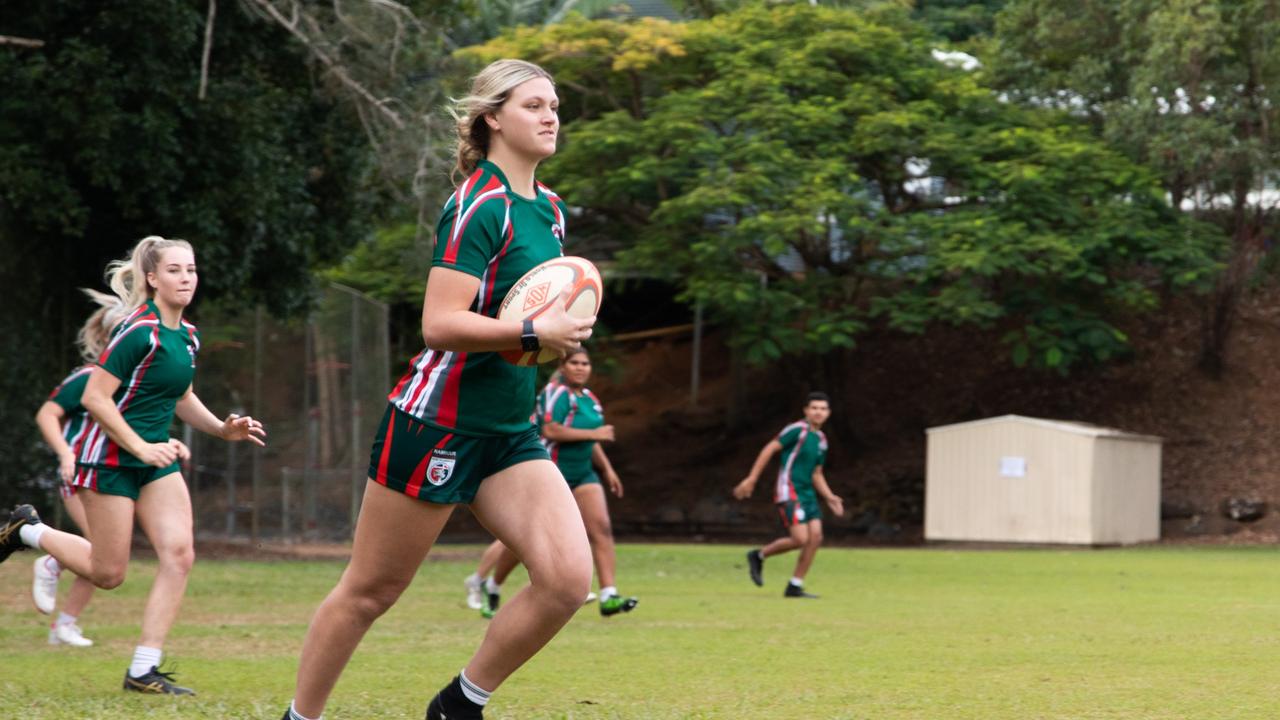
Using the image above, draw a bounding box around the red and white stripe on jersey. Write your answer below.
[536,181,566,245]
[76,316,162,470]
[47,365,93,401]
[181,318,200,352]
[51,366,94,454]
[774,421,808,503]
[386,348,468,426]
[539,382,574,461]
[442,172,506,266]
[474,200,516,317]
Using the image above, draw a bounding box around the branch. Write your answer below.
[0,35,45,48]
[244,0,405,129]
[199,0,217,100]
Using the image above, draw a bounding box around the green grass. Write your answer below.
[3,543,1280,718]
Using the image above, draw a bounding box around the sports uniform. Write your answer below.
[372,160,567,504]
[773,420,828,528]
[539,382,604,489]
[46,365,95,498]
[73,300,199,500]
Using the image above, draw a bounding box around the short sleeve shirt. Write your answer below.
[541,384,603,481]
[48,365,94,453]
[77,300,200,468]
[773,421,828,503]
[388,160,567,436]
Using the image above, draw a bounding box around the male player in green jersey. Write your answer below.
[733,392,844,598]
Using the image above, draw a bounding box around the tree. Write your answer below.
[992,0,1280,373]
[464,4,1221,376]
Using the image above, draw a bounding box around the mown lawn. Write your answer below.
[2,543,1279,719]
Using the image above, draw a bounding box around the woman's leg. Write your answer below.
[292,480,454,718]
[464,459,592,691]
[490,544,521,585]
[58,493,95,618]
[133,473,195,649]
[572,483,616,588]
[475,539,507,578]
[40,489,135,589]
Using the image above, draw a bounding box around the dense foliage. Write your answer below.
[464,4,1222,370]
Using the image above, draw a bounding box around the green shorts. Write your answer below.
[368,405,550,504]
[73,463,182,500]
[776,496,822,528]
[563,469,600,491]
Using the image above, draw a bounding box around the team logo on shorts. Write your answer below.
[795,506,806,522]
[427,449,456,486]
[524,282,551,311]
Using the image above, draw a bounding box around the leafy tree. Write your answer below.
[992,0,1280,372]
[464,4,1221,375]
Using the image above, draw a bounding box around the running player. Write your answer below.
[29,304,117,647]
[733,391,845,598]
[281,59,595,720]
[0,235,267,695]
[466,350,634,618]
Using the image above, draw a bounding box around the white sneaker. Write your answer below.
[584,591,597,605]
[464,576,484,610]
[48,622,93,647]
[32,555,59,615]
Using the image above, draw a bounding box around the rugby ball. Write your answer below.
[497,256,602,366]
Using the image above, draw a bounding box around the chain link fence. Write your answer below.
[186,283,389,543]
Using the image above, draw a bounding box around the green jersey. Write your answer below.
[388,159,567,436]
[540,381,603,480]
[77,299,199,468]
[48,365,94,454]
[773,420,828,503]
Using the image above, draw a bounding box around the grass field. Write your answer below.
[3,542,1280,719]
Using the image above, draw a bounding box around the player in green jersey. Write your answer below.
[465,348,636,619]
[0,236,266,695]
[28,305,117,647]
[283,60,595,720]
[733,392,845,598]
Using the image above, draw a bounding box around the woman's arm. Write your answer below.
[732,440,783,499]
[175,387,267,446]
[34,402,75,482]
[81,367,185,468]
[421,267,593,355]
[592,442,623,498]
[542,421,614,443]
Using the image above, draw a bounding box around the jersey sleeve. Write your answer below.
[547,389,573,425]
[97,323,154,381]
[432,194,505,279]
[49,372,89,413]
[777,424,801,450]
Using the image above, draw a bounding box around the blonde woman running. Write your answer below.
[0,236,266,695]
[282,59,594,720]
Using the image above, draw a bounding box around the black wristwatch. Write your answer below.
[521,318,540,352]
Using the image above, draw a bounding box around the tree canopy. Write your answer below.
[464,3,1222,371]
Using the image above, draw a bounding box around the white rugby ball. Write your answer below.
[497,256,603,366]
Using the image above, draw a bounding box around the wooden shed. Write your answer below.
[924,415,1162,545]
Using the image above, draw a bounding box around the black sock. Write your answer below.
[437,675,484,718]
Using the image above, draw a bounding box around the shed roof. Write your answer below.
[925,414,1162,443]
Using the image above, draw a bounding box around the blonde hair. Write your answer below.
[83,235,195,331]
[451,59,555,183]
[75,304,116,361]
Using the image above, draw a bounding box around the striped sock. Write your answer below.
[459,670,491,707]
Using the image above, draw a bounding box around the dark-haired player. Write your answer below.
[733,392,844,598]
